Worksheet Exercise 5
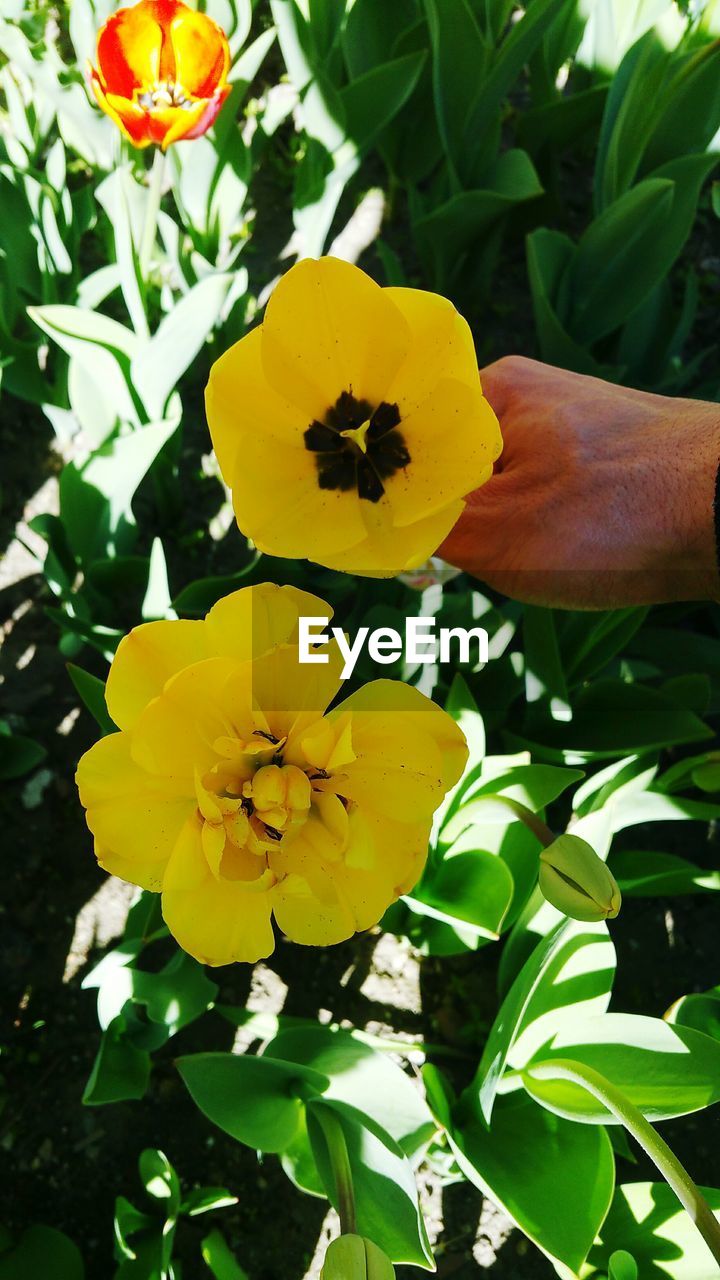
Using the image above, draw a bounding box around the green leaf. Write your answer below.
[182,1187,237,1217]
[587,1182,720,1280]
[139,1149,181,1215]
[202,1229,248,1280]
[608,1249,639,1280]
[66,664,116,735]
[523,606,571,722]
[28,303,141,430]
[569,178,674,342]
[307,1097,434,1268]
[464,0,569,162]
[524,1014,720,1122]
[667,990,720,1043]
[131,274,233,420]
[447,1092,615,1275]
[519,679,712,761]
[0,1227,84,1280]
[83,1014,151,1105]
[407,847,514,940]
[263,1024,435,1157]
[339,51,426,154]
[177,1052,329,1152]
[0,729,46,780]
[611,850,720,896]
[423,0,490,181]
[471,918,615,1123]
[526,228,623,378]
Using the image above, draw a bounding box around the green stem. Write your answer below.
[481,794,555,849]
[524,1058,720,1266]
[139,147,166,282]
[315,1107,357,1235]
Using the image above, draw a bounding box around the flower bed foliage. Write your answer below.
[2,0,720,1277]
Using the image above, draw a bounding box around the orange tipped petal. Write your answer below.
[91,73,153,146]
[96,1,164,96]
[169,8,230,97]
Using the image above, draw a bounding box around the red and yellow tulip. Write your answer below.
[90,0,231,149]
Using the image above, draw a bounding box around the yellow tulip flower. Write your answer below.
[205,257,502,576]
[75,584,467,965]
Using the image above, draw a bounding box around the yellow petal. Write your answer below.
[76,733,193,892]
[205,323,304,479]
[105,619,207,732]
[162,816,276,965]
[383,286,481,413]
[205,583,335,661]
[317,498,465,576]
[261,257,412,418]
[130,656,240,779]
[96,2,163,96]
[383,378,501,528]
[227,429,370,560]
[270,856,355,946]
[238,640,345,744]
[168,7,229,97]
[330,680,467,819]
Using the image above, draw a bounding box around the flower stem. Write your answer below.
[139,147,166,282]
[524,1058,720,1265]
[479,794,555,848]
[314,1106,357,1235]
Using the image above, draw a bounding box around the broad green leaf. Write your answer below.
[307,1097,434,1268]
[447,1092,614,1276]
[471,918,615,1122]
[0,1227,84,1280]
[524,1014,720,1122]
[263,1024,434,1157]
[610,850,720,896]
[516,679,712,761]
[587,1182,720,1279]
[408,847,514,941]
[339,51,426,153]
[182,1187,237,1217]
[666,990,720,1043]
[83,1014,151,1105]
[0,728,46,780]
[97,950,217,1036]
[177,1052,329,1152]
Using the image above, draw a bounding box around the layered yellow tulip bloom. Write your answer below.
[205,257,502,576]
[76,585,467,965]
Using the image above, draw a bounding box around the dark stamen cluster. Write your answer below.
[304,390,410,503]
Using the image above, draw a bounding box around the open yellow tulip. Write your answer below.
[205,257,502,575]
[75,584,467,965]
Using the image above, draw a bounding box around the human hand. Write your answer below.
[439,356,720,609]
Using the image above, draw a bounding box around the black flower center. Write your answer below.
[303,390,410,503]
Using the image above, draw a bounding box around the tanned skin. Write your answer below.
[440,356,720,610]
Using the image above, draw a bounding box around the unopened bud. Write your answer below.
[539,834,621,922]
[321,1235,395,1280]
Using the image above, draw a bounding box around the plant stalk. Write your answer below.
[139,146,166,281]
[314,1106,357,1236]
[482,794,555,848]
[524,1058,720,1266]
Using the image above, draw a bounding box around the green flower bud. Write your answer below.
[321,1235,395,1280]
[539,834,621,923]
